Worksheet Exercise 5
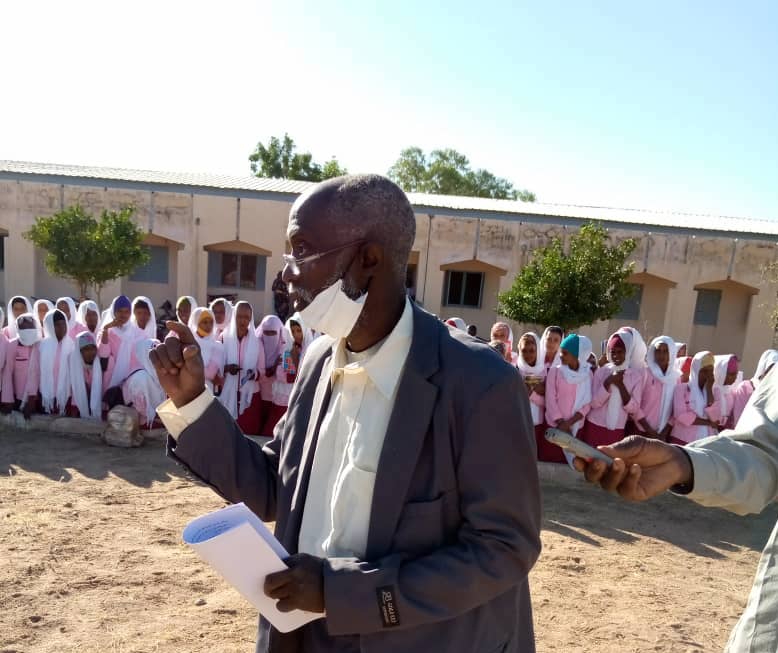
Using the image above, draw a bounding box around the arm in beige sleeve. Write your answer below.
[683,369,778,516]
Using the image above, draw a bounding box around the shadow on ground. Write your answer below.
[542,477,778,558]
[0,427,187,488]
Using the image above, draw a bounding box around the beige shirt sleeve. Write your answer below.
[683,367,778,516]
[157,390,215,441]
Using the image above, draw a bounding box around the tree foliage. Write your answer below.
[249,133,347,181]
[497,223,638,331]
[24,205,150,302]
[388,146,535,201]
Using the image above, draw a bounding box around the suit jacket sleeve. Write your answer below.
[167,399,281,522]
[321,369,542,635]
[683,369,778,516]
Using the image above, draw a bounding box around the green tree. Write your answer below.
[24,205,150,304]
[388,146,535,201]
[497,223,637,331]
[249,133,347,181]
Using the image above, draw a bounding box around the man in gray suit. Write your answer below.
[151,175,541,653]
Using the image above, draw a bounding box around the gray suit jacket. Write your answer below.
[169,303,542,653]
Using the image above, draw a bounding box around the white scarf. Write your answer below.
[69,333,103,419]
[714,354,737,422]
[176,296,198,322]
[603,330,634,430]
[55,297,78,331]
[541,326,563,371]
[188,307,218,367]
[219,303,260,418]
[688,352,713,440]
[210,299,233,337]
[646,336,680,431]
[516,332,545,424]
[38,310,75,414]
[618,327,647,370]
[76,300,100,332]
[559,335,593,437]
[33,299,54,336]
[125,338,166,425]
[101,297,142,388]
[131,296,158,340]
[6,296,32,339]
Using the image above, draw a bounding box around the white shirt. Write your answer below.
[156,298,414,561]
[298,298,413,559]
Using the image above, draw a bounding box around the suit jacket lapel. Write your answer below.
[283,350,334,553]
[366,306,441,560]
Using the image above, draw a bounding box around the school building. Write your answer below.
[0,160,776,373]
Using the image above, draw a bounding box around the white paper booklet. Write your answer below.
[182,502,323,633]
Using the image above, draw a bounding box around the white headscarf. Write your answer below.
[76,300,100,332]
[188,307,218,368]
[602,330,637,430]
[6,296,33,339]
[257,314,286,372]
[219,301,260,418]
[33,299,54,335]
[617,326,647,370]
[38,309,75,414]
[285,312,314,362]
[131,296,157,340]
[445,317,467,331]
[125,338,166,426]
[176,296,198,322]
[689,351,715,440]
[647,336,680,431]
[559,334,593,437]
[516,332,545,424]
[101,296,142,388]
[55,297,78,330]
[69,331,103,419]
[753,350,778,385]
[209,298,233,337]
[541,326,563,368]
[714,354,738,422]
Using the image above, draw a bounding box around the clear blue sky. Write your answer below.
[3,0,777,218]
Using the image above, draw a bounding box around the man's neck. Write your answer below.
[346,293,406,353]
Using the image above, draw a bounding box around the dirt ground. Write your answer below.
[1,429,775,653]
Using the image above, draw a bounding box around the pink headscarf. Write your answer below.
[258,315,286,370]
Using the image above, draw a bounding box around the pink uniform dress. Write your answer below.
[669,383,722,444]
[2,340,40,406]
[636,369,681,436]
[98,325,143,388]
[583,366,643,448]
[516,332,554,462]
[728,379,754,429]
[257,315,286,435]
[545,368,592,437]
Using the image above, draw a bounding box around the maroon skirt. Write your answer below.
[261,403,287,438]
[236,391,264,436]
[535,422,567,464]
[581,421,625,448]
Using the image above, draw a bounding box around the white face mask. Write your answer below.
[18,328,40,347]
[299,279,367,340]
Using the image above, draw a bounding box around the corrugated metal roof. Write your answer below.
[1,159,776,238]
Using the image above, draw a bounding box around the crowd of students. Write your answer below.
[470,318,778,464]
[0,294,315,435]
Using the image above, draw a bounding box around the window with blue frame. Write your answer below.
[615,284,643,320]
[129,245,169,283]
[208,251,266,291]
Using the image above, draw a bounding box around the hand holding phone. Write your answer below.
[544,428,613,466]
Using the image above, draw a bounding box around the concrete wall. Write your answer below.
[0,178,776,374]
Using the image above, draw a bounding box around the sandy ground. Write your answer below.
[1,428,776,653]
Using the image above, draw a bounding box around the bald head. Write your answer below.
[290,174,416,279]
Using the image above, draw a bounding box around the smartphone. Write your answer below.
[544,428,613,466]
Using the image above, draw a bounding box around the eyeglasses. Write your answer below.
[282,239,364,275]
